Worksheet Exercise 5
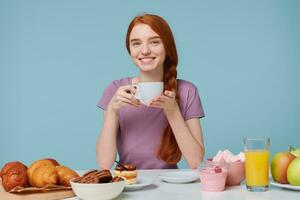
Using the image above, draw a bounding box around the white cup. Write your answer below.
[134,82,164,106]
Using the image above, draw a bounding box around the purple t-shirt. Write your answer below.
[97,77,205,169]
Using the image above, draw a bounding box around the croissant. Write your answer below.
[29,164,58,187]
[56,166,79,186]
[45,158,60,166]
[0,161,29,192]
[27,159,58,187]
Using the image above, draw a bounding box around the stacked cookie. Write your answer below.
[73,170,123,184]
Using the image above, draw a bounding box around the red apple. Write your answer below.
[271,152,296,183]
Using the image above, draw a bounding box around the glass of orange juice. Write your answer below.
[244,137,270,192]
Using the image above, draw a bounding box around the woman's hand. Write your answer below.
[149,90,179,115]
[107,85,140,113]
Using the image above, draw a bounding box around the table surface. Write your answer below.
[65,169,300,200]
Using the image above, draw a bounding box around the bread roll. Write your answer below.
[29,164,58,187]
[45,158,60,166]
[0,161,29,192]
[56,166,79,186]
[27,159,58,187]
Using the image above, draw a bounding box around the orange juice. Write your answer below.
[245,150,270,186]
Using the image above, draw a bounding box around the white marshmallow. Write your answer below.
[212,150,245,162]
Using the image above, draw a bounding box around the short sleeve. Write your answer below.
[183,84,205,121]
[97,82,118,110]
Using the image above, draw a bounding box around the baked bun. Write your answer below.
[27,159,54,181]
[56,166,79,186]
[45,158,60,166]
[27,159,58,187]
[0,161,29,192]
[30,164,58,187]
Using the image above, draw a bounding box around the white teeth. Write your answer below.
[140,57,154,64]
[139,57,155,60]
[141,58,153,62]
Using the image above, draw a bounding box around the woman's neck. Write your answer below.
[136,67,164,82]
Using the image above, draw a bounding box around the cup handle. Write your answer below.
[134,93,146,105]
[132,84,145,105]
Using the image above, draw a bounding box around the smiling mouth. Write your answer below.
[139,57,156,61]
[138,57,156,65]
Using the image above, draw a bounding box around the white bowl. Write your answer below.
[70,179,125,200]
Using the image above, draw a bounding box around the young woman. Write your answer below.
[96,14,205,169]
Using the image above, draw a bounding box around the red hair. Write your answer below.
[126,14,181,164]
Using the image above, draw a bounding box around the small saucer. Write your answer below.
[158,171,199,184]
[124,177,153,191]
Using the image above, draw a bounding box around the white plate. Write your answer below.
[158,171,199,184]
[124,177,153,191]
[270,180,300,191]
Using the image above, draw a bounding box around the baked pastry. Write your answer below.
[29,164,58,188]
[27,159,58,187]
[0,161,29,192]
[1,161,26,177]
[56,166,79,186]
[74,169,113,184]
[114,164,137,185]
[45,158,60,166]
[27,159,55,181]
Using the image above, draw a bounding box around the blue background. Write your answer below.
[1,0,299,169]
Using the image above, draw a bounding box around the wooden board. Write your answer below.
[0,184,75,200]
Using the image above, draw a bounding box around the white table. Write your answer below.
[65,169,300,200]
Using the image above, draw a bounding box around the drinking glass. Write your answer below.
[244,137,270,192]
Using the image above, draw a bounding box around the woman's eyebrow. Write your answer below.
[130,38,140,42]
[130,36,161,43]
[149,36,160,40]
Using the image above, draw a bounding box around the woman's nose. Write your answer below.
[141,44,151,55]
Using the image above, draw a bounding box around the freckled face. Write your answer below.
[129,24,166,72]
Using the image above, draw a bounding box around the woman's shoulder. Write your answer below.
[106,77,131,89]
[177,79,201,101]
[177,79,198,91]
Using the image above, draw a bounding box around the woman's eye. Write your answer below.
[151,40,160,45]
[132,42,141,47]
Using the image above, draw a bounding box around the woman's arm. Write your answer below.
[96,85,140,169]
[96,110,119,169]
[165,109,205,169]
[150,90,204,169]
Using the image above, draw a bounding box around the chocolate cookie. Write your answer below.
[97,170,112,183]
[75,169,113,184]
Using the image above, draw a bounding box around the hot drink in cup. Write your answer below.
[134,82,163,106]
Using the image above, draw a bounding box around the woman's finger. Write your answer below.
[119,90,140,104]
[155,95,171,102]
[149,101,163,108]
[131,84,138,94]
[117,96,139,107]
[119,90,134,99]
[164,90,176,98]
[119,85,137,94]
